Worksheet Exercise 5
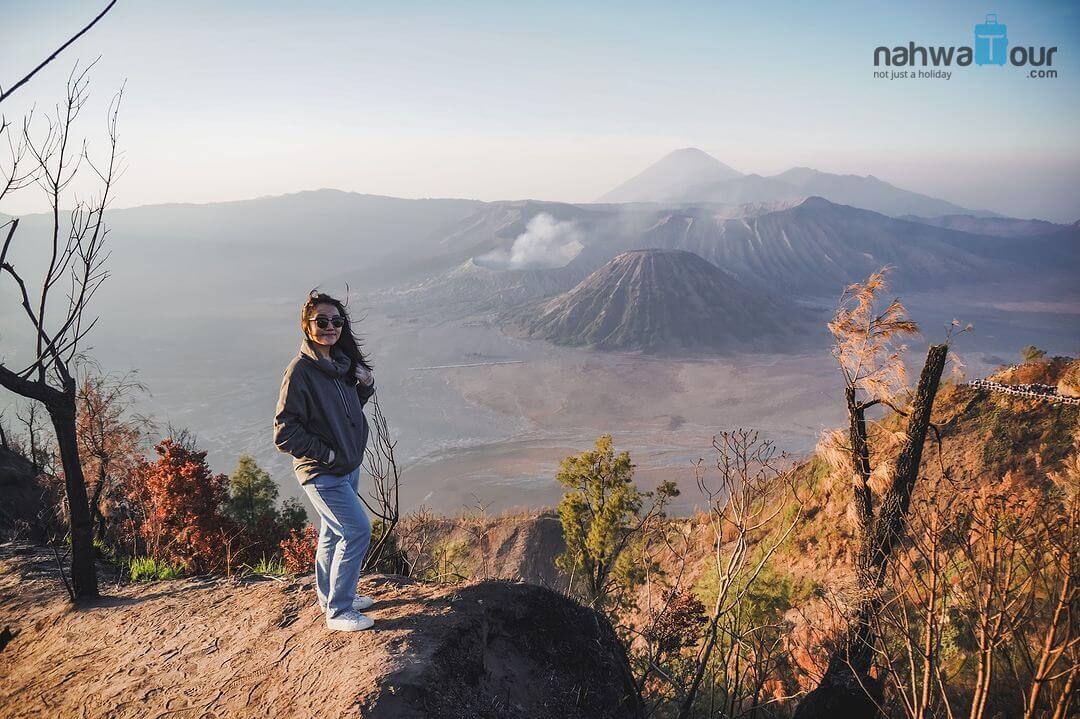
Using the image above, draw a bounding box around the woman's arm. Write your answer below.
[354,365,375,407]
[357,381,375,407]
[273,366,334,463]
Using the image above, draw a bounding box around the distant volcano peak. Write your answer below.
[597,149,743,204]
[666,147,721,160]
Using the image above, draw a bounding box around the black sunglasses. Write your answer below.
[311,315,345,330]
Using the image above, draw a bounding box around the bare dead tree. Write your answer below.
[1018,450,1079,719]
[0,410,9,449]
[620,513,699,710]
[0,1,117,106]
[360,391,401,572]
[856,415,1078,719]
[874,483,965,719]
[217,524,257,580]
[74,363,152,542]
[676,429,804,719]
[459,494,496,579]
[396,504,441,578]
[0,65,122,599]
[957,487,1039,719]
[4,400,65,544]
[162,422,199,452]
[796,270,953,718]
[15,399,52,477]
[398,511,469,584]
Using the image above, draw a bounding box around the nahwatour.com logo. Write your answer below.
[872,13,1058,81]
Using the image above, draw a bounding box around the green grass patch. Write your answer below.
[976,397,1078,472]
[243,555,288,576]
[128,556,184,582]
[806,454,831,488]
[92,539,124,566]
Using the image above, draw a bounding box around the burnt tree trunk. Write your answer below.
[795,343,948,719]
[0,362,100,598]
[48,385,99,599]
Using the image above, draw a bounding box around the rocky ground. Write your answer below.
[0,543,640,719]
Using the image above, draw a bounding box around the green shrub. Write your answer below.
[128,556,184,582]
[427,538,471,582]
[695,559,799,626]
[1020,345,1046,363]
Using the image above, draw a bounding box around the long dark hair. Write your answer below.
[301,290,373,375]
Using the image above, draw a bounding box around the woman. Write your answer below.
[273,291,377,631]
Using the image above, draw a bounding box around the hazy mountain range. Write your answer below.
[394,195,1078,319]
[5,149,1076,350]
[597,148,999,218]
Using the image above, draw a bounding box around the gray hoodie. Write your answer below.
[273,339,375,484]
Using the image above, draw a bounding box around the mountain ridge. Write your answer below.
[597,148,997,218]
[391,194,1078,322]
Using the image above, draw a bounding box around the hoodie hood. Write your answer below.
[299,339,353,380]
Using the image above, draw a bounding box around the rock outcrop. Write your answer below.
[0,447,45,540]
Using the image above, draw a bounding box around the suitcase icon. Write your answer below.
[974,13,1008,66]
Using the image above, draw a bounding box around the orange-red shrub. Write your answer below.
[128,438,232,573]
[281,524,318,575]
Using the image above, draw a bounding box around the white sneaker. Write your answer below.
[319,595,374,612]
[326,610,374,632]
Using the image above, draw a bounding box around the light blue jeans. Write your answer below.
[301,466,372,619]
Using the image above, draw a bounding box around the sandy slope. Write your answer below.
[0,544,638,719]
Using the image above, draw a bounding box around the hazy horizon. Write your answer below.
[2,1,1078,221]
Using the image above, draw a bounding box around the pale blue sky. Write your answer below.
[1,0,1078,219]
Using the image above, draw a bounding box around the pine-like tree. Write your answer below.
[555,434,677,611]
[223,455,279,530]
